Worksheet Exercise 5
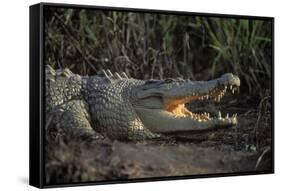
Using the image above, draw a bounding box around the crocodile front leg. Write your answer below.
[48,100,103,140]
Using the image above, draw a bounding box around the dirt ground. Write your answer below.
[45,96,272,185]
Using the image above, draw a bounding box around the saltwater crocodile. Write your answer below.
[46,65,240,141]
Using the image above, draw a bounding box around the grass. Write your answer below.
[44,8,272,100]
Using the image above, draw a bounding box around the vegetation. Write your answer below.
[45,8,272,99]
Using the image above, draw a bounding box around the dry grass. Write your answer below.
[44,8,272,99]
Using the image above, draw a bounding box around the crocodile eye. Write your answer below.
[145,79,162,84]
[164,78,175,83]
[165,78,187,83]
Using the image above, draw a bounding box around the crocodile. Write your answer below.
[46,65,240,141]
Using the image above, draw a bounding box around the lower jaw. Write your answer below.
[135,107,237,134]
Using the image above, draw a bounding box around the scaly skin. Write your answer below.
[46,65,240,141]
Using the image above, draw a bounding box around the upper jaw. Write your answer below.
[136,73,240,101]
[157,73,240,108]
[164,73,240,100]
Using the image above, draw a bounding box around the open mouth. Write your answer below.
[134,73,241,133]
[164,84,240,123]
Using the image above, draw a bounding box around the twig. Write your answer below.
[255,146,271,170]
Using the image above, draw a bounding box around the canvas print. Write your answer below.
[43,5,273,186]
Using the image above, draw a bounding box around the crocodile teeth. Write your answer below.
[226,113,229,119]
[218,111,221,119]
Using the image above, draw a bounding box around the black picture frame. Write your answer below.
[30,2,274,188]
